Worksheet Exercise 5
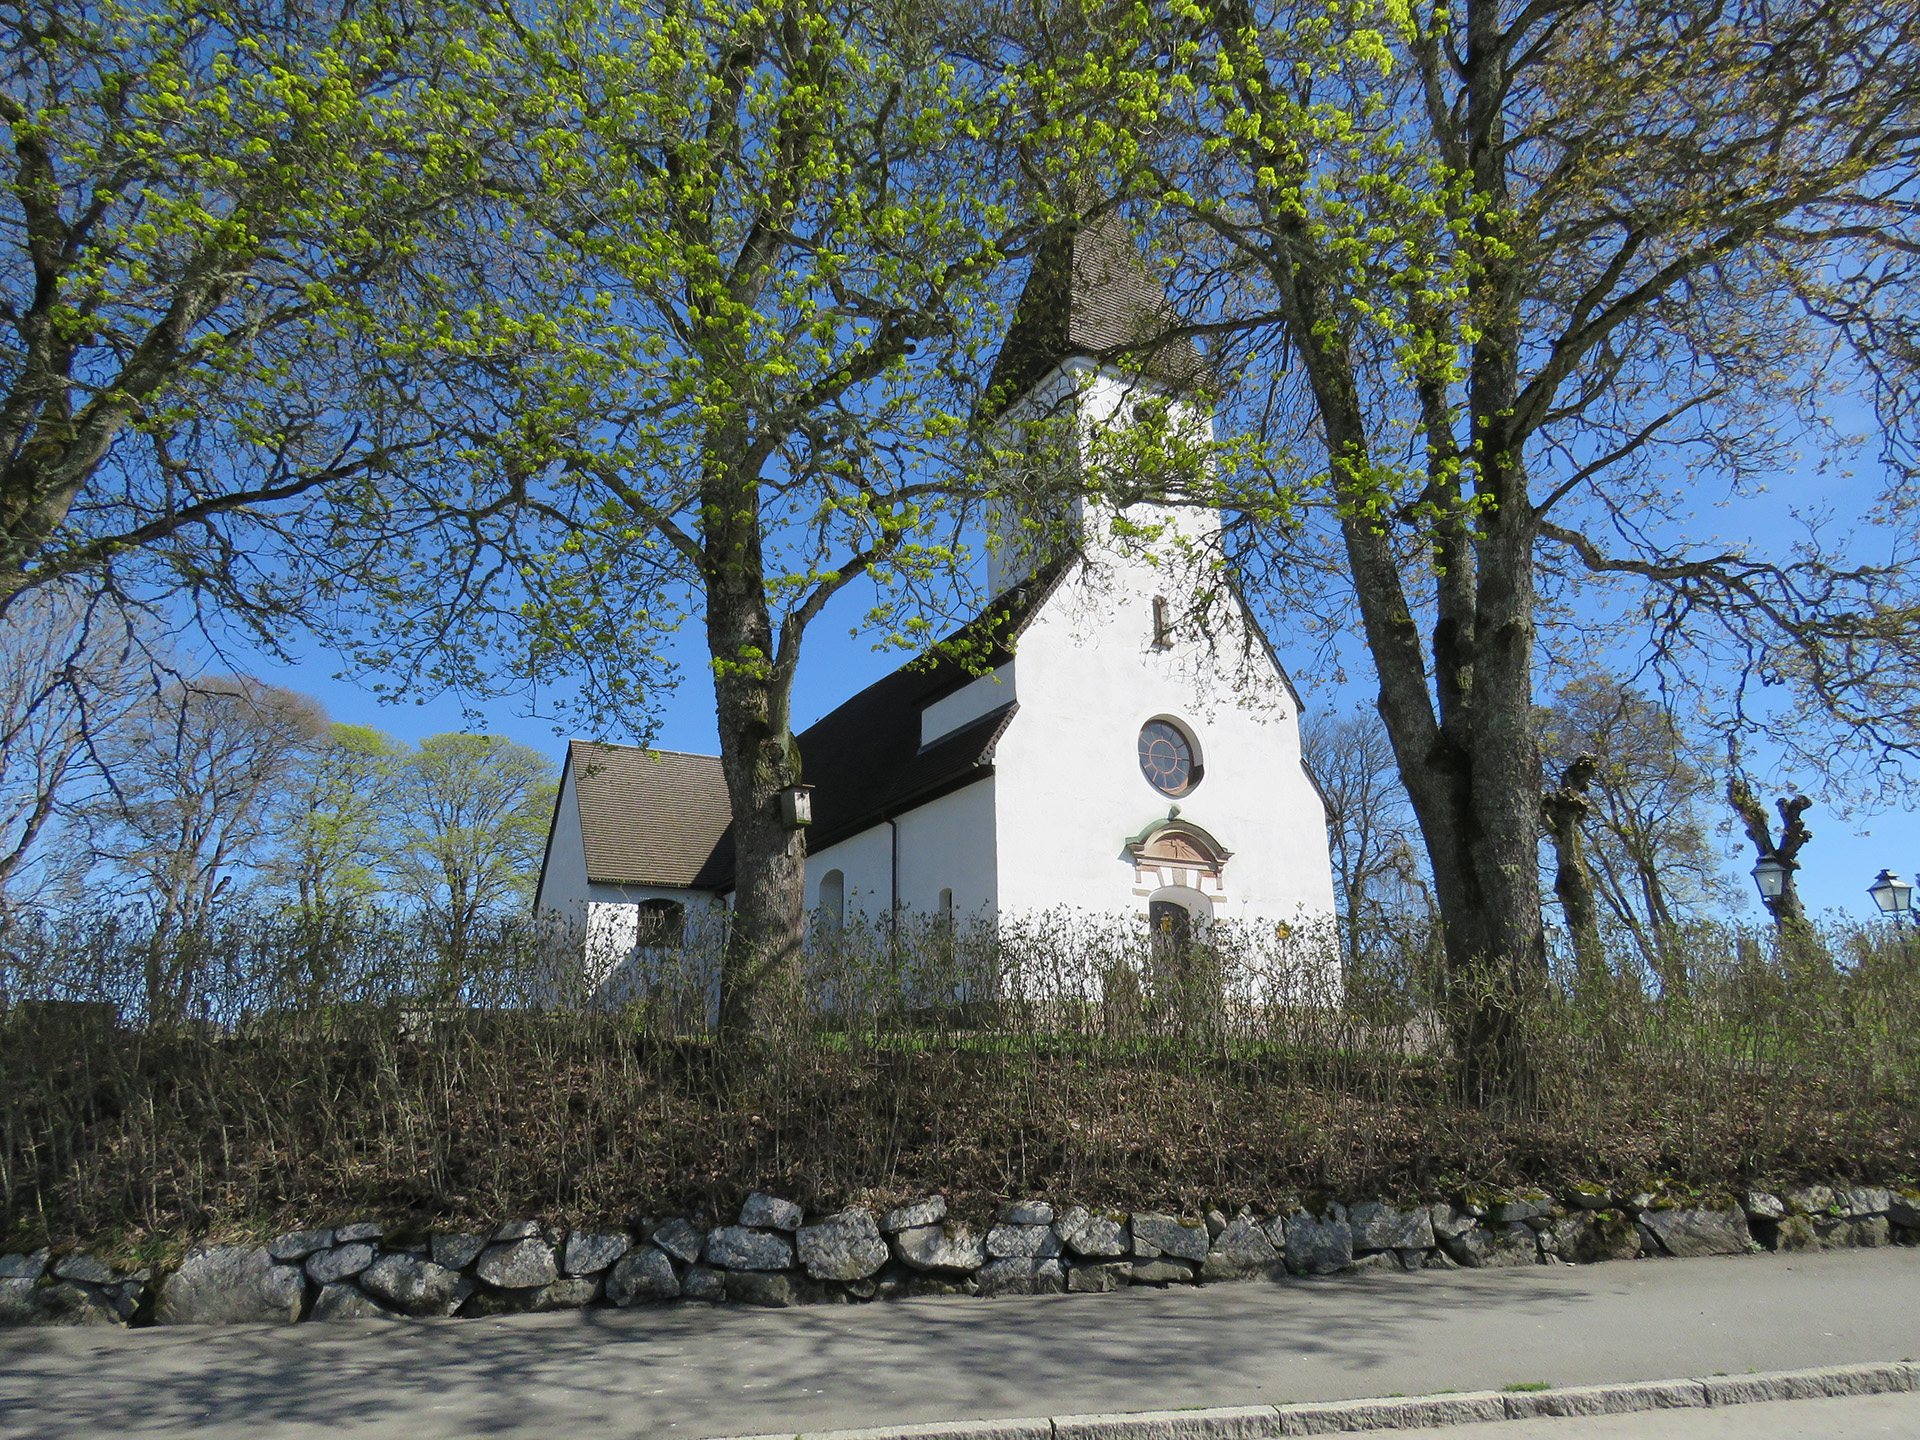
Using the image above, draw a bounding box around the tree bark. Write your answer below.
[1543,755,1605,994]
[704,454,807,1044]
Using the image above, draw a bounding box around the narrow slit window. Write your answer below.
[1152,596,1173,649]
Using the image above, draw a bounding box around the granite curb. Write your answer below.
[711,1360,1918,1440]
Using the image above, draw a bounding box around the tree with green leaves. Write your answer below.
[265,722,407,917]
[383,733,554,975]
[1067,0,1920,1096]
[0,0,511,640]
[382,0,1088,1038]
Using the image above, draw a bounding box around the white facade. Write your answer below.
[538,330,1337,992]
[803,363,1334,940]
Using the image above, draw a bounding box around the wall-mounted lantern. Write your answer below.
[779,784,815,829]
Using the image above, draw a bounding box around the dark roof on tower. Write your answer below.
[549,559,1074,893]
[981,210,1207,419]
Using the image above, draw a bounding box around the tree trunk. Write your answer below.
[1543,755,1605,994]
[704,462,807,1045]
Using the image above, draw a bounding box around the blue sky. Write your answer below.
[234,515,1919,928]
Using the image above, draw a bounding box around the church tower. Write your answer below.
[977,209,1212,594]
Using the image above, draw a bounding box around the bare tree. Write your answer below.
[0,586,152,910]
[1302,706,1433,998]
[81,677,325,1019]
[1540,677,1726,994]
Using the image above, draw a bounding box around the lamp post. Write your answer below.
[1867,868,1916,926]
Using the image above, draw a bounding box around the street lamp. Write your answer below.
[1867,868,1914,920]
[1751,854,1791,903]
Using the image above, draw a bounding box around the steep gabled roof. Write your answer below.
[796,561,1067,852]
[567,742,733,888]
[982,210,1207,419]
[557,560,1072,892]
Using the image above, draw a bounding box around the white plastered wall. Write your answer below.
[987,369,1336,943]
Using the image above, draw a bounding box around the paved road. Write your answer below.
[1,1248,1916,1440]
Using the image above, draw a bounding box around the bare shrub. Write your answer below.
[2,901,1915,1252]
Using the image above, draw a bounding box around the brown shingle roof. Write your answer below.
[982,210,1207,419]
[568,742,733,888]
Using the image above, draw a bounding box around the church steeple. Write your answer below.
[980,209,1205,420]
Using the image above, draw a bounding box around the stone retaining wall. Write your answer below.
[3,1184,1915,1327]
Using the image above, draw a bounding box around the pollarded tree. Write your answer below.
[0,0,514,637]
[1539,676,1725,996]
[383,0,1086,1039]
[1079,0,1920,1095]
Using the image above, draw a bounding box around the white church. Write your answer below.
[534,216,1336,971]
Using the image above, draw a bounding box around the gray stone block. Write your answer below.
[267,1230,333,1262]
[740,1192,803,1230]
[493,1219,541,1241]
[563,1231,631,1275]
[532,1275,601,1309]
[894,1223,985,1273]
[1428,1203,1477,1240]
[682,1264,725,1301]
[1275,1396,1410,1434]
[705,1226,795,1272]
[333,1221,384,1243]
[996,1199,1055,1226]
[1743,1191,1786,1221]
[52,1253,116,1286]
[1347,1251,1399,1273]
[978,1256,1066,1296]
[606,1246,680,1304]
[0,1250,50,1280]
[1638,1207,1751,1258]
[807,1421,1052,1440]
[799,1210,890,1281]
[724,1269,801,1307]
[1201,1215,1282,1280]
[1889,1193,1920,1228]
[880,1197,947,1233]
[1503,1380,1706,1418]
[157,1247,305,1325]
[1131,1213,1209,1262]
[430,1233,488,1272]
[0,1278,121,1326]
[1067,1261,1133,1292]
[306,1243,376,1284]
[1348,1201,1433,1252]
[1055,1404,1280,1440]
[1130,1257,1198,1286]
[651,1217,705,1263]
[1284,1212,1353,1275]
[358,1253,469,1316]
[476,1237,559,1289]
[309,1282,400,1321]
[1840,1187,1892,1217]
[1055,1207,1129,1258]
[986,1224,1061,1259]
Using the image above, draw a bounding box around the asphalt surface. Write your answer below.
[1,1247,1916,1440]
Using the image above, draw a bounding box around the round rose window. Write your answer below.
[1138,719,1199,795]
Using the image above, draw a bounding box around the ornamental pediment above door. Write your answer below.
[1125,819,1232,892]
